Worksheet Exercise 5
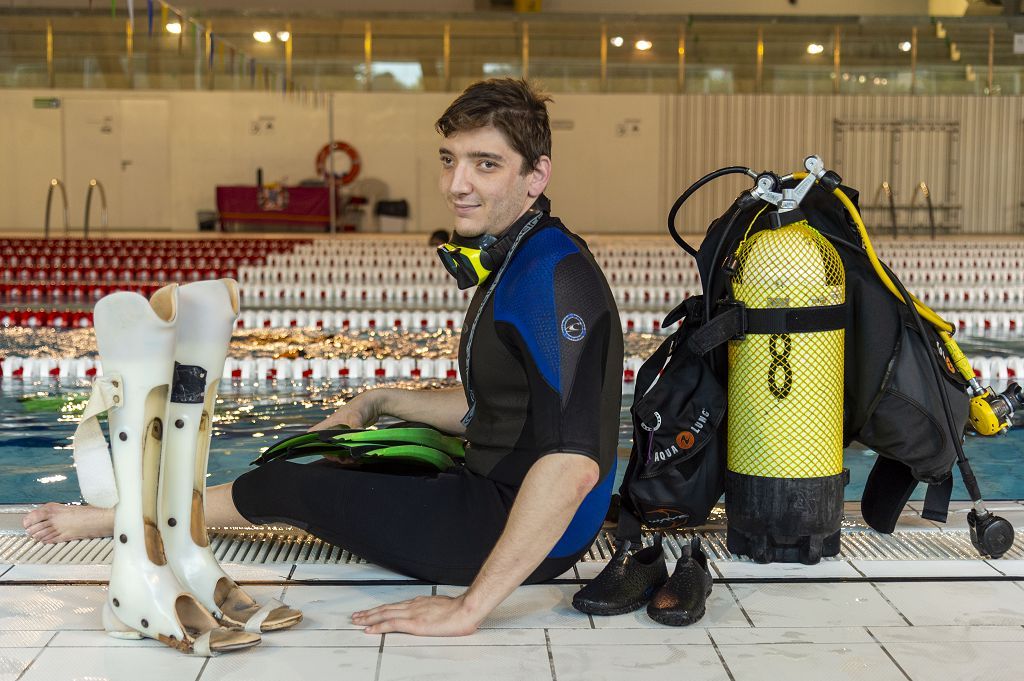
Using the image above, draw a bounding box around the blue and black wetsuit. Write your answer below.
[233,205,623,585]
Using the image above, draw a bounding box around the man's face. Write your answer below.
[439,126,546,239]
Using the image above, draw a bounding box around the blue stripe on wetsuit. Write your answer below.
[493,227,612,559]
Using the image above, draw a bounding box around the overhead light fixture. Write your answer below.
[635,39,653,51]
[276,31,290,42]
[842,72,850,81]
[858,74,867,84]
[806,43,824,55]
[610,36,624,47]
[165,21,182,35]
[873,76,882,85]
[253,31,272,44]
[881,78,888,85]
[899,41,912,53]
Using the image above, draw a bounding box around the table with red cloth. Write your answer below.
[216,185,331,230]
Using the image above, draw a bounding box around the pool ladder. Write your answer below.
[43,178,68,240]
[43,178,108,240]
[83,179,108,239]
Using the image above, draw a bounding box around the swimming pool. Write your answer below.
[2,375,1022,506]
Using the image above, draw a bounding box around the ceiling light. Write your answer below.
[858,74,866,83]
[635,39,653,51]
[610,36,624,47]
[842,72,850,81]
[276,31,290,42]
[253,31,272,44]
[806,43,824,55]
[881,78,888,85]
[873,76,881,85]
[899,41,912,52]
[165,21,182,35]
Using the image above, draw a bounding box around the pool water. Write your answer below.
[1,378,1022,506]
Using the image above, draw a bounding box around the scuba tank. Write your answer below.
[651,155,1017,562]
[725,192,847,564]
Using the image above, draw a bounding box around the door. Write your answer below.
[63,98,170,231]
[120,99,170,229]
[63,99,122,233]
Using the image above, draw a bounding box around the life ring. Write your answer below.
[315,141,361,185]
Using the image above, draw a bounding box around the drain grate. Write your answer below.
[1,527,1021,566]
[583,529,1024,562]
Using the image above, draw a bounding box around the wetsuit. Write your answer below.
[232,205,623,585]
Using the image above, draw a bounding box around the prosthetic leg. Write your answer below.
[74,287,259,655]
[158,279,302,632]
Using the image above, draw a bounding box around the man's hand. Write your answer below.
[351,593,484,637]
[309,390,382,432]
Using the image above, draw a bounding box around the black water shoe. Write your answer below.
[647,536,713,626]
[572,539,668,616]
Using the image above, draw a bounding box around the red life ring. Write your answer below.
[315,141,362,186]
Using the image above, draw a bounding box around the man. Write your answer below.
[25,78,623,638]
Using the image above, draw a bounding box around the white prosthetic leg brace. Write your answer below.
[73,286,260,655]
[158,279,302,633]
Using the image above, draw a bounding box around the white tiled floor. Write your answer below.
[2,581,1024,680]
[718,642,909,681]
[729,582,910,628]
[875,580,1024,626]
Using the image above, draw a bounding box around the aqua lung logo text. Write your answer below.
[651,408,710,463]
[561,313,586,341]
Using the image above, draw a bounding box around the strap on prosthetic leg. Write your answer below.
[72,374,124,508]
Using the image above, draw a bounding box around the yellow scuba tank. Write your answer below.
[669,156,1016,561]
[723,160,848,564]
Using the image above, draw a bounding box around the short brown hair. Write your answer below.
[435,78,552,175]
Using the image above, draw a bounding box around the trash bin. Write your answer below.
[376,200,409,233]
[197,210,219,232]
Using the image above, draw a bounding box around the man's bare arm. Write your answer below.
[310,385,469,435]
[351,452,599,636]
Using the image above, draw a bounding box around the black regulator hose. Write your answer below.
[667,166,753,257]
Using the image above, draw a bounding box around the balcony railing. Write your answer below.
[1,10,1022,95]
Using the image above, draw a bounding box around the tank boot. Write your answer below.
[73,286,260,655]
[157,279,302,633]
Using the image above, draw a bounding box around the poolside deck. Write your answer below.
[1,502,1023,681]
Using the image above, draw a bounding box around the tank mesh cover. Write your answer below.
[727,220,845,478]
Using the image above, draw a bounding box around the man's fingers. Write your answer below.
[364,618,418,635]
[352,601,416,621]
[308,414,346,432]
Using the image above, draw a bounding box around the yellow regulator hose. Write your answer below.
[792,172,976,385]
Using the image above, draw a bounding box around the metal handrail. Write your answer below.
[872,181,898,239]
[44,178,69,240]
[910,181,936,241]
[83,179,108,241]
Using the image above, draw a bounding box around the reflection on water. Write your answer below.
[1,376,1022,505]
[1,326,1022,504]
[0,327,669,362]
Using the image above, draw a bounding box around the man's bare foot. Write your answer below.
[23,503,114,544]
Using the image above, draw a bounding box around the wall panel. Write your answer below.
[0,90,1020,235]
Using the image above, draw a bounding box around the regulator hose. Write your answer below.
[667,166,754,257]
